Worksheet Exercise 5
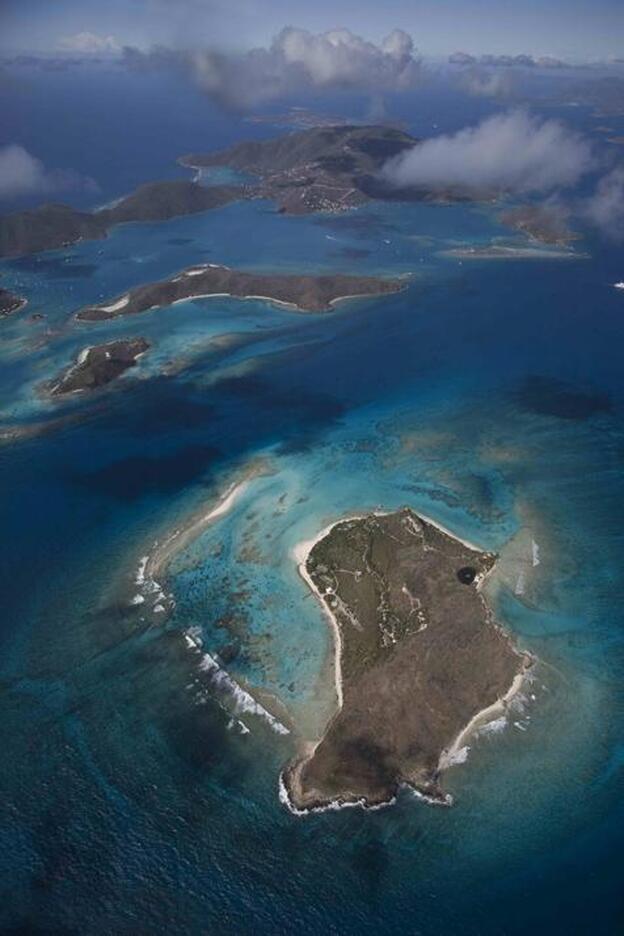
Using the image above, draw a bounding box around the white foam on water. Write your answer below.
[185,626,203,647]
[133,552,171,612]
[509,691,528,715]
[227,716,250,735]
[135,556,149,585]
[476,715,508,736]
[188,639,289,735]
[410,787,453,807]
[278,772,399,816]
[439,745,471,770]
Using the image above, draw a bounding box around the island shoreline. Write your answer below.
[284,509,533,815]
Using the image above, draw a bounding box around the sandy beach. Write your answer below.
[142,460,269,589]
[438,663,533,773]
[293,525,347,709]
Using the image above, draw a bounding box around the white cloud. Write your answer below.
[458,67,514,98]
[0,144,98,199]
[124,27,422,110]
[271,27,419,89]
[381,111,595,196]
[582,166,624,238]
[58,32,121,55]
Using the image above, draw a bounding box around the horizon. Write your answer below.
[1,0,623,62]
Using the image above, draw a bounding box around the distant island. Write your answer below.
[282,509,531,811]
[50,338,149,395]
[0,181,242,258]
[560,76,624,117]
[0,126,421,257]
[1,124,522,260]
[180,124,420,214]
[440,244,584,261]
[75,263,406,320]
[499,204,578,246]
[0,287,27,316]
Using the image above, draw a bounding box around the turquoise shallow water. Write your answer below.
[1,144,624,932]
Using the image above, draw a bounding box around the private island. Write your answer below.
[75,262,406,320]
[282,509,532,811]
[49,338,149,395]
[0,287,27,317]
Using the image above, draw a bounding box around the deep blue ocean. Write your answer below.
[1,66,623,934]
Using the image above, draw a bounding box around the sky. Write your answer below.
[1,0,623,62]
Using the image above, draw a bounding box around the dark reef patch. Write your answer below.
[333,247,372,260]
[77,444,220,500]
[512,375,611,420]
[126,391,216,434]
[315,212,398,240]
[9,255,98,278]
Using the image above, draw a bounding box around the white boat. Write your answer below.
[614,281,624,290]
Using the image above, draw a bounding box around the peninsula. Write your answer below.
[283,509,530,811]
[50,338,149,395]
[75,263,406,320]
[0,287,27,316]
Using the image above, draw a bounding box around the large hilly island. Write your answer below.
[76,263,406,320]
[0,125,437,257]
[284,509,531,811]
[0,181,243,258]
[180,124,420,213]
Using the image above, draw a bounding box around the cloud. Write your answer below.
[449,51,477,66]
[449,51,567,69]
[58,32,120,55]
[458,67,514,98]
[381,111,595,196]
[123,27,422,111]
[0,144,98,199]
[582,166,624,239]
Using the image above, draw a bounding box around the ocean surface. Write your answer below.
[1,70,624,934]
